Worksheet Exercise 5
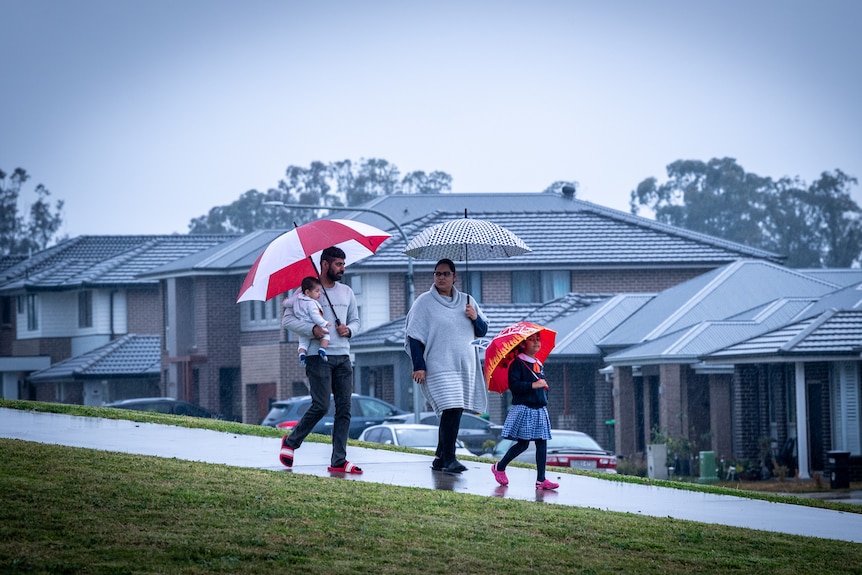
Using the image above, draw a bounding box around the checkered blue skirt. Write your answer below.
[501,405,552,441]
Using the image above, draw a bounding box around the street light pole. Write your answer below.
[262,201,414,308]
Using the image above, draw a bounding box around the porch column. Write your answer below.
[709,374,733,459]
[614,366,636,457]
[660,364,684,437]
[795,362,811,479]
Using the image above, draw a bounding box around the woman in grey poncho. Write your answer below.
[405,258,488,474]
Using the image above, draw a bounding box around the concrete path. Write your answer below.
[2,408,861,544]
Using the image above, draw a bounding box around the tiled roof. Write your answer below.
[598,260,841,349]
[605,298,818,365]
[337,192,595,229]
[138,230,286,278]
[549,294,655,358]
[353,210,783,273]
[0,254,27,273]
[350,293,611,350]
[0,234,240,291]
[706,309,862,360]
[796,269,862,287]
[787,281,862,319]
[27,334,161,382]
[346,199,784,272]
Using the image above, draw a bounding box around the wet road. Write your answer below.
[2,408,861,544]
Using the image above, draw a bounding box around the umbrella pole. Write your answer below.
[463,208,470,305]
[465,242,470,306]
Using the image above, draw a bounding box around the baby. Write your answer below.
[290,276,330,366]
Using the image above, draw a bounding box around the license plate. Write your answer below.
[569,459,596,469]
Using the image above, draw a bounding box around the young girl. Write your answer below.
[491,333,559,490]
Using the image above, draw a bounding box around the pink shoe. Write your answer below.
[491,463,508,485]
[536,479,559,490]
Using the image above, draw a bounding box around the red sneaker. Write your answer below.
[491,463,509,485]
[535,479,559,490]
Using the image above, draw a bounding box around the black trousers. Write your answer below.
[436,408,463,465]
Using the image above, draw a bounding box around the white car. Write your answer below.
[358,423,474,457]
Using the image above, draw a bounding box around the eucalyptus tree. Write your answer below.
[630,159,861,267]
[0,167,65,256]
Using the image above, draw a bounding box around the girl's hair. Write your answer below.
[301,276,321,293]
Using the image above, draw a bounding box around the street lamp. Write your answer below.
[262,200,414,308]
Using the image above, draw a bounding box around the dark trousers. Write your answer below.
[498,439,548,481]
[436,408,463,465]
[284,354,352,467]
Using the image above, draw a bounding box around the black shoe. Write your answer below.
[442,460,467,474]
[430,458,445,471]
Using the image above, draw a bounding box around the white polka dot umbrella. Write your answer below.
[403,213,531,298]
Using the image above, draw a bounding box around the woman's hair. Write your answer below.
[435,258,456,273]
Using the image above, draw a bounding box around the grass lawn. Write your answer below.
[1,400,861,574]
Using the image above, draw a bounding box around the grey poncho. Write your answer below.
[404,285,488,415]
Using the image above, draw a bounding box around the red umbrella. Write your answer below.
[484,321,556,393]
[236,219,391,303]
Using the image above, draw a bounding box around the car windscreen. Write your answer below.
[547,433,603,452]
[394,427,438,447]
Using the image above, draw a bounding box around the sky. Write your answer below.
[2,0,861,237]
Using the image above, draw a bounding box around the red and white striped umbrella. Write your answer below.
[236,219,391,303]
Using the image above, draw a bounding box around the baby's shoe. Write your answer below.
[318,348,328,361]
[299,353,306,367]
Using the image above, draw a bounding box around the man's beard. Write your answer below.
[326,268,342,283]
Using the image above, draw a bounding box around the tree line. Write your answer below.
[0,168,64,257]
[187,158,454,234]
[2,158,859,269]
[630,157,861,267]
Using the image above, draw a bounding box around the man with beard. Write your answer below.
[279,246,363,474]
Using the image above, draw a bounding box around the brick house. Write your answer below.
[603,261,862,479]
[0,234,241,413]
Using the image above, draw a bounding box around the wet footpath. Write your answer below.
[2,408,861,544]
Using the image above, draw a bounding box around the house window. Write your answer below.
[830,362,861,456]
[347,275,362,295]
[78,291,93,328]
[242,297,282,331]
[26,294,38,331]
[511,270,569,303]
[1,296,11,325]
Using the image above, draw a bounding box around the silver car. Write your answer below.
[358,423,474,457]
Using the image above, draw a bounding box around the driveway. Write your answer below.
[2,408,861,544]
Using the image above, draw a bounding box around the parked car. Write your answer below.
[386,411,502,455]
[103,397,217,419]
[357,423,474,457]
[261,394,408,439]
[484,429,617,473]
